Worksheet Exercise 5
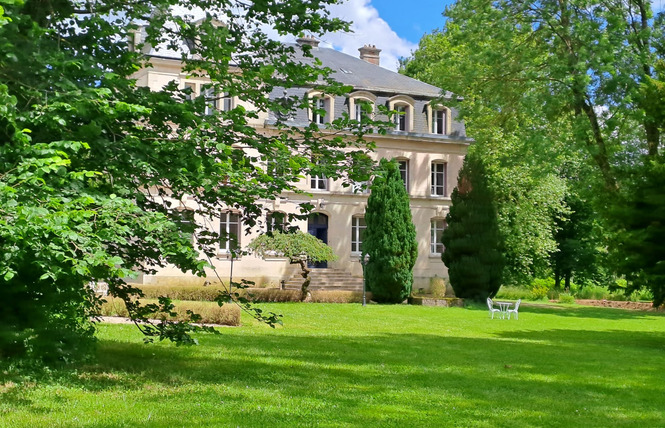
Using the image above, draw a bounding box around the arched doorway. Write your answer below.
[307,213,328,268]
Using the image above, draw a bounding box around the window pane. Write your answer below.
[431,219,446,254]
[432,109,447,135]
[431,162,447,196]
[221,211,241,251]
[395,105,407,131]
[351,216,367,253]
[398,160,409,191]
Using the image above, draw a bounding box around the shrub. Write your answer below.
[100,298,241,326]
[442,152,504,301]
[495,286,536,301]
[131,285,369,304]
[363,159,418,303]
[138,285,229,301]
[558,293,576,304]
[429,277,447,298]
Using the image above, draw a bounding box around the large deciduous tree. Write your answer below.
[362,159,417,303]
[442,153,504,300]
[403,0,665,305]
[0,0,372,360]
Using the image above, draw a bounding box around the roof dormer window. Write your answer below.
[348,91,376,122]
[308,91,334,125]
[388,95,415,132]
[428,104,451,135]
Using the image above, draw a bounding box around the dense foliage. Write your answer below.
[403,0,665,305]
[362,159,417,303]
[0,0,373,360]
[248,231,337,300]
[442,153,504,300]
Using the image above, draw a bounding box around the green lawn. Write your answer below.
[2,303,665,427]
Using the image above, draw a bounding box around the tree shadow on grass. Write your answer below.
[4,324,665,427]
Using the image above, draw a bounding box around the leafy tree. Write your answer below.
[248,231,337,301]
[362,159,417,303]
[403,0,665,304]
[0,0,372,360]
[442,152,504,300]
[551,193,604,291]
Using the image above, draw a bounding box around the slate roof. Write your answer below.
[288,44,450,99]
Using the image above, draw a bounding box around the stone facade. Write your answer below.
[131,40,471,290]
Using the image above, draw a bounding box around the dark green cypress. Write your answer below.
[362,159,418,303]
[442,153,504,300]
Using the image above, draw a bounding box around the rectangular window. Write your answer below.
[431,162,447,196]
[354,100,371,121]
[398,160,409,192]
[431,219,446,254]
[267,212,286,233]
[432,109,447,135]
[220,211,241,252]
[184,82,196,101]
[312,97,327,124]
[220,93,233,111]
[395,105,407,131]
[351,216,367,254]
[310,174,327,190]
[203,87,217,115]
[176,209,196,243]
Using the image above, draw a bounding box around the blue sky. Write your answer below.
[311,0,455,71]
[370,0,453,44]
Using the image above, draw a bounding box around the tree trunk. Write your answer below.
[564,272,571,293]
[297,259,311,302]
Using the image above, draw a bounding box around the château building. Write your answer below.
[131,34,471,291]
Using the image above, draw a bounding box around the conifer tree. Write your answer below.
[442,153,504,300]
[362,159,418,303]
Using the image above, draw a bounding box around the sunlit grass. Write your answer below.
[2,303,664,427]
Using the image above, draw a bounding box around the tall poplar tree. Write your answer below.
[362,159,417,303]
[442,152,504,300]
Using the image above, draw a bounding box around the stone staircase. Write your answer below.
[283,268,363,292]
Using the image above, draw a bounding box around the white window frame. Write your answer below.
[430,218,447,255]
[203,86,217,115]
[308,91,334,124]
[220,92,233,112]
[388,95,415,132]
[348,91,376,122]
[220,210,241,252]
[428,105,450,135]
[431,161,447,196]
[351,216,367,254]
[310,174,328,190]
[183,81,197,101]
[267,211,286,233]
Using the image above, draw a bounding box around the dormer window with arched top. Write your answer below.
[348,91,376,122]
[388,95,415,132]
[428,104,451,135]
[308,91,334,125]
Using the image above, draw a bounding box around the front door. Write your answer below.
[307,213,328,268]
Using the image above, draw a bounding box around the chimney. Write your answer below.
[358,44,381,66]
[296,35,320,48]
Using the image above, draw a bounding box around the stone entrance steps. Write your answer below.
[283,268,363,292]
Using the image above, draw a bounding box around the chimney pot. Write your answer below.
[296,35,320,48]
[359,44,381,66]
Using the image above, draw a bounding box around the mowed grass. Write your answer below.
[2,303,665,427]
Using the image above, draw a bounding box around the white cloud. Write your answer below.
[168,1,416,72]
[265,0,416,72]
[321,0,417,71]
